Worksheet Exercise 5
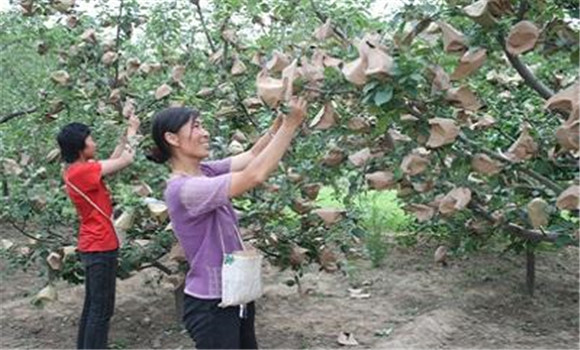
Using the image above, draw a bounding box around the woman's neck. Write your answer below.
[170,154,203,176]
[71,155,90,165]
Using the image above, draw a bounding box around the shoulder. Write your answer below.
[200,158,231,177]
[66,161,102,179]
[200,163,216,176]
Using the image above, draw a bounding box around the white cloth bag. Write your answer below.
[218,226,263,308]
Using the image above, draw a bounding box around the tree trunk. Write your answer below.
[526,246,535,296]
[173,280,185,323]
[2,177,8,196]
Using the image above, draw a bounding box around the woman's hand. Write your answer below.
[127,113,140,137]
[283,97,308,129]
[229,96,309,197]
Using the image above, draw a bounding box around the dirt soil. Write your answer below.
[1,224,578,349]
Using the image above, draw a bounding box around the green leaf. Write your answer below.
[375,115,389,134]
[362,93,373,104]
[411,73,423,83]
[555,234,574,248]
[363,81,379,95]
[571,49,579,66]
[393,167,404,180]
[374,86,393,106]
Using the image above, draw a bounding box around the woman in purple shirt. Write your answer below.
[149,97,308,349]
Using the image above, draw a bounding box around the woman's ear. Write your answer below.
[164,131,180,148]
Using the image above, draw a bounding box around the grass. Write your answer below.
[315,186,412,233]
[277,182,412,235]
[277,183,413,267]
[316,185,412,267]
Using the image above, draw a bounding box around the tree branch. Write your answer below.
[496,34,554,100]
[2,176,8,196]
[405,102,427,120]
[457,133,564,194]
[408,105,563,194]
[44,226,66,241]
[504,223,563,243]
[409,86,563,194]
[113,0,125,88]
[213,20,260,129]
[0,107,38,124]
[232,80,259,129]
[139,260,173,275]
[309,0,351,46]
[493,125,517,143]
[5,218,55,244]
[469,202,573,245]
[517,167,564,194]
[191,0,216,52]
[516,0,530,21]
[136,98,158,115]
[303,85,357,95]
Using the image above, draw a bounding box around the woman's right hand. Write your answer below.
[283,97,308,129]
[127,113,140,137]
[101,145,135,176]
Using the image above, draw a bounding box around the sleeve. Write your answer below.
[179,174,232,217]
[70,162,103,192]
[200,157,231,177]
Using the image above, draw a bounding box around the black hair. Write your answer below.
[57,122,91,163]
[148,107,199,163]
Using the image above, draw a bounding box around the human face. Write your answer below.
[81,135,96,160]
[170,118,210,159]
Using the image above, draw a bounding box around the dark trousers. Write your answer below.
[183,294,258,349]
[77,250,118,350]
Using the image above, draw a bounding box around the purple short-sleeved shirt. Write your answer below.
[164,158,243,299]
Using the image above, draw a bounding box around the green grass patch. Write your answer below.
[316,186,411,232]
[316,185,412,267]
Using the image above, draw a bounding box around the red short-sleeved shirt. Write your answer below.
[64,161,118,252]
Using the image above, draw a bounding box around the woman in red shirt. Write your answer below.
[58,114,139,349]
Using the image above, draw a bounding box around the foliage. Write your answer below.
[0,0,578,298]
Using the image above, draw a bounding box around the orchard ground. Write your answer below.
[1,224,578,349]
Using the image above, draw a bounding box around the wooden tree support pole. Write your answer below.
[526,246,535,296]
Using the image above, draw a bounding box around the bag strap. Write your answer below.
[232,225,245,250]
[66,179,112,221]
[64,174,119,243]
[217,221,246,255]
